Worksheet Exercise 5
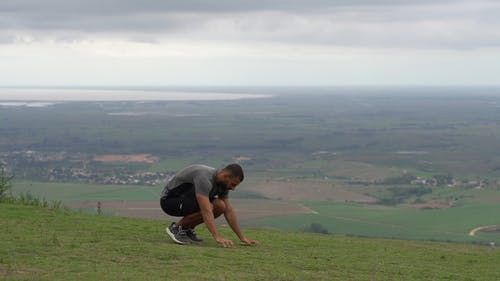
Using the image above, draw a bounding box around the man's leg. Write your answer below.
[177,199,227,229]
[161,195,194,244]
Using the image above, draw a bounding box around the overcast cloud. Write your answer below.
[1,0,499,48]
[1,0,499,86]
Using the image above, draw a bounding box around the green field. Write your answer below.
[244,201,500,244]
[11,181,161,201]
[2,203,500,281]
[11,180,266,202]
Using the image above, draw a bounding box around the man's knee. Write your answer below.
[212,199,227,214]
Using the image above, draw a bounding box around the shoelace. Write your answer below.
[177,226,188,237]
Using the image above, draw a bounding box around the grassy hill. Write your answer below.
[12,180,500,245]
[1,203,499,281]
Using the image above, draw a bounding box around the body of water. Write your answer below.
[0,88,271,102]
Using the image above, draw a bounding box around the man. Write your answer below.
[160,163,260,248]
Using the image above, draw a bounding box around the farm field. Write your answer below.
[12,181,161,201]
[245,200,500,244]
[65,199,316,221]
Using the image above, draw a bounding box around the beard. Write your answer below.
[218,180,229,190]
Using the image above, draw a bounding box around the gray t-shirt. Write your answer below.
[161,164,229,199]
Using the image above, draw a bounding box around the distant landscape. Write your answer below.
[2,86,500,245]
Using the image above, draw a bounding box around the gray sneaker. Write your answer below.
[166,223,191,245]
[186,228,203,243]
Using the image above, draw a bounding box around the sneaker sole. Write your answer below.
[165,226,190,245]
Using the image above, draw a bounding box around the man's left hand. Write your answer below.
[240,237,261,246]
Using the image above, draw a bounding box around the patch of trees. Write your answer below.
[0,163,13,201]
[304,223,330,234]
[377,174,417,185]
[378,186,433,205]
[377,173,454,186]
[432,174,454,186]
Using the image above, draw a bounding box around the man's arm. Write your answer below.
[195,192,233,248]
[222,197,261,246]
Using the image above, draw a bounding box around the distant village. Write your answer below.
[0,150,173,186]
[0,150,496,188]
[46,167,172,186]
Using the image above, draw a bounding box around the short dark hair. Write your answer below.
[223,163,244,182]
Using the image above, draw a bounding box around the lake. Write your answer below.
[0,88,271,103]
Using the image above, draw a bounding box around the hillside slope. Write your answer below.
[1,204,499,281]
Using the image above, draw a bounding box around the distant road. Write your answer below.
[468,225,500,236]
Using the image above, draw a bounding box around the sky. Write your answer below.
[1,0,499,87]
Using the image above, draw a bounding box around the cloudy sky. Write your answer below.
[1,0,499,86]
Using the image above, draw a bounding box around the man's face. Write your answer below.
[220,174,241,191]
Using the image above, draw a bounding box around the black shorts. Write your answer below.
[160,183,200,217]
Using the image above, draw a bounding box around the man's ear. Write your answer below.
[222,170,232,178]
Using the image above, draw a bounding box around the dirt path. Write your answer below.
[468,225,500,236]
[327,214,404,228]
[297,204,319,215]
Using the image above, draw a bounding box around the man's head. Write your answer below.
[216,163,244,191]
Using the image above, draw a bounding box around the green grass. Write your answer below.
[1,203,500,281]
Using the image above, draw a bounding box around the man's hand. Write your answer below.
[216,237,234,248]
[240,237,261,246]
